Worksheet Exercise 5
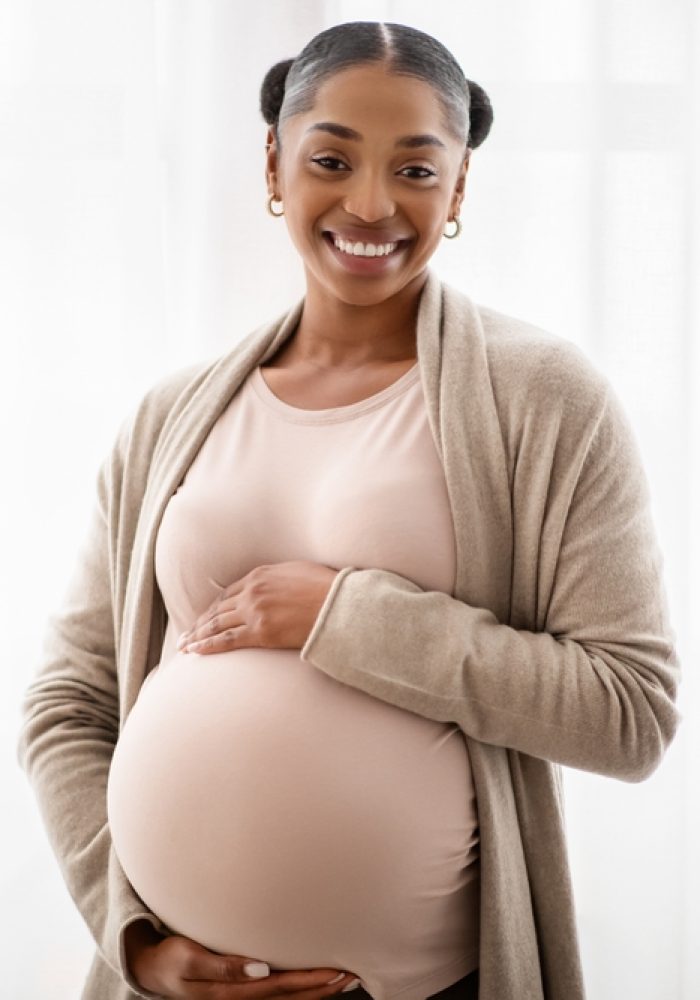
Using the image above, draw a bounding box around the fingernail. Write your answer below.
[326,973,345,984]
[341,979,361,991]
[243,962,270,978]
[176,632,188,649]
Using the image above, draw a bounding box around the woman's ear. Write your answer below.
[265,126,280,195]
[451,152,470,218]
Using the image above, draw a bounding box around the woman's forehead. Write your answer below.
[292,65,452,143]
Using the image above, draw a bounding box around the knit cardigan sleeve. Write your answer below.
[15,370,202,999]
[300,356,682,782]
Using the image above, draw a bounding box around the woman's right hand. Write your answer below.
[124,919,361,999]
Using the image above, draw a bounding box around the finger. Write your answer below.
[194,607,241,641]
[235,968,360,998]
[179,609,241,651]
[181,948,358,994]
[272,968,360,994]
[187,593,235,636]
[185,624,249,655]
[174,941,272,986]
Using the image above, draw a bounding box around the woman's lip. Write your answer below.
[322,231,409,273]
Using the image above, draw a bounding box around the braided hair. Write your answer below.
[260,21,493,154]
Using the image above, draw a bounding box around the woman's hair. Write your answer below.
[259,21,493,153]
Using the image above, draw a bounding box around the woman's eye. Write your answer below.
[310,156,348,171]
[400,166,437,179]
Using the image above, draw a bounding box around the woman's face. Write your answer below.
[265,63,470,308]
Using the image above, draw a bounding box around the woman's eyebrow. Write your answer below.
[305,121,447,150]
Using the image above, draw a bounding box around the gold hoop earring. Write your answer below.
[267,194,284,217]
[443,215,462,239]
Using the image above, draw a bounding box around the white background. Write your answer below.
[1,1,698,997]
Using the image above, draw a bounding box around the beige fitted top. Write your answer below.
[107,359,480,1000]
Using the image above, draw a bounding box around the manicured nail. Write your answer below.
[341,980,360,992]
[326,973,345,985]
[244,961,270,978]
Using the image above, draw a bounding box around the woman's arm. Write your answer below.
[300,383,681,782]
[16,431,169,1000]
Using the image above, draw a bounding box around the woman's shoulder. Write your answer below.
[115,357,218,455]
[137,358,216,420]
[112,308,290,464]
[130,303,301,431]
[440,279,604,395]
[470,297,610,421]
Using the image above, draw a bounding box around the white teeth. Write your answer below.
[333,236,399,258]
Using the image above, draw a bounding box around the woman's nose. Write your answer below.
[342,172,396,223]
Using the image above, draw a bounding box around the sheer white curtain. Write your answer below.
[2,1,697,997]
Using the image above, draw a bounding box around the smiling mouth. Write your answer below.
[323,231,410,259]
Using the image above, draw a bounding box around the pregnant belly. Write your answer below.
[107,648,480,999]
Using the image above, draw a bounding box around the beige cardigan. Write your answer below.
[17,269,681,1000]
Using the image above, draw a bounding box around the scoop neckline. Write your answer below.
[251,360,421,424]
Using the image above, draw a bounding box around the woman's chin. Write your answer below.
[304,243,431,307]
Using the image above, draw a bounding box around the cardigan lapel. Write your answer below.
[414,271,513,621]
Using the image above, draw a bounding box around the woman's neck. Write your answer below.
[284,271,427,370]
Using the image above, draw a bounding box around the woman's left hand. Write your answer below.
[176,560,339,654]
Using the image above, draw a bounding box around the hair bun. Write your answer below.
[466,79,494,149]
[260,58,296,126]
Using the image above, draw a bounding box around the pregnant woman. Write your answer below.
[17,19,680,1000]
